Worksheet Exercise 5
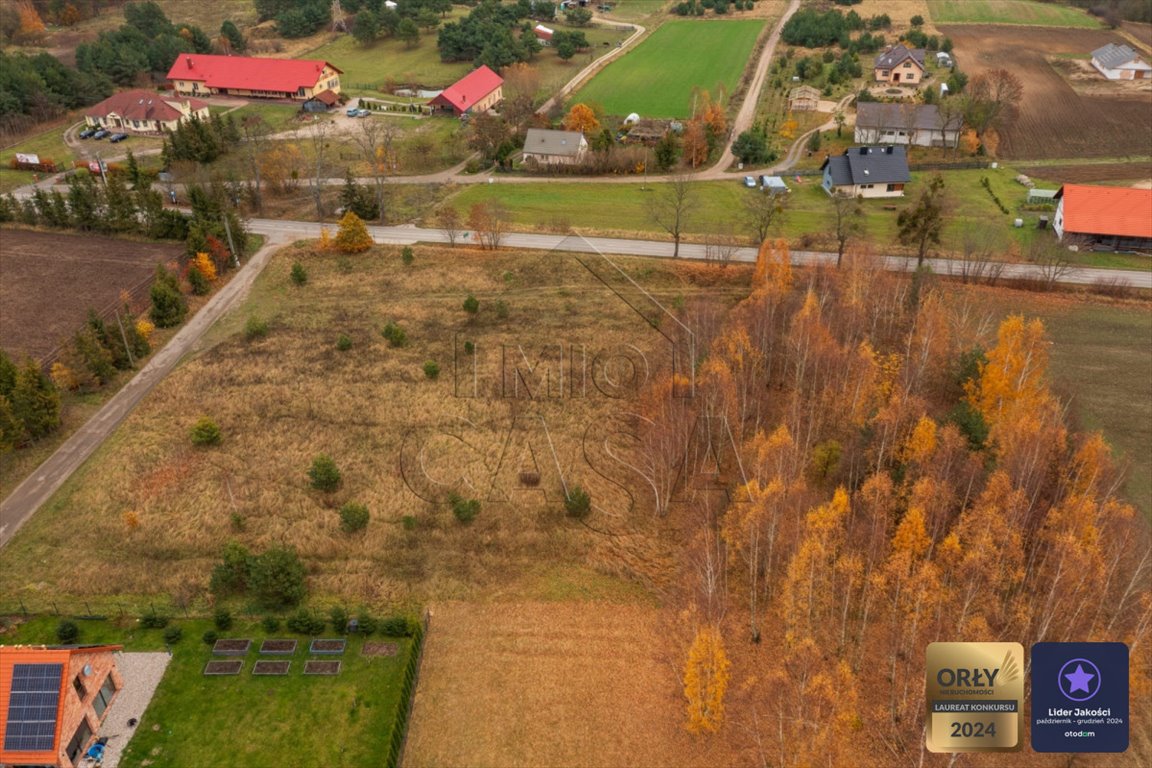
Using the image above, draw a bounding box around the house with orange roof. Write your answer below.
[0,644,122,768]
[166,54,342,101]
[429,66,504,117]
[1053,184,1152,252]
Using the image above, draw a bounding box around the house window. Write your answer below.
[880,69,889,77]
[67,718,93,764]
[887,183,904,192]
[73,674,86,700]
[904,61,912,67]
[93,673,117,720]
[297,87,306,97]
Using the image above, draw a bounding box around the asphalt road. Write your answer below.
[0,234,287,548]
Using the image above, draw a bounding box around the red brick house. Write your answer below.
[430,66,504,117]
[0,645,123,768]
[166,54,342,101]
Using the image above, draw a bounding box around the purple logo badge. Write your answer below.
[1058,658,1101,702]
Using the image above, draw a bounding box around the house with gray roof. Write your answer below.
[820,146,910,198]
[874,45,926,85]
[1091,43,1151,80]
[854,103,962,148]
[522,128,589,166]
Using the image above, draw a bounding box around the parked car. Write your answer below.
[346,107,360,117]
[109,133,129,143]
[92,129,110,140]
[78,128,96,139]
[355,108,371,117]
[743,175,757,188]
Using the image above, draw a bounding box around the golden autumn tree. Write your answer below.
[683,624,731,734]
[966,314,1050,428]
[16,1,46,42]
[334,211,373,254]
[562,103,600,134]
[191,252,217,283]
[681,120,709,168]
[752,238,791,292]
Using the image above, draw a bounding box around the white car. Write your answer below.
[743,176,757,188]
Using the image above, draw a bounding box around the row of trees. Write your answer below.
[661,254,1151,760]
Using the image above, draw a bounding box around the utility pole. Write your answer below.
[222,210,240,268]
[114,310,135,367]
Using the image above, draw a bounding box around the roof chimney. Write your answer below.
[886,146,894,154]
[186,57,192,69]
[859,147,868,155]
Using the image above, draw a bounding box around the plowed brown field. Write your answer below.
[943,25,1152,159]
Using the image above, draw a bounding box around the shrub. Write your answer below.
[462,294,479,315]
[150,265,186,327]
[188,266,210,296]
[290,262,308,286]
[261,616,281,633]
[56,620,79,644]
[287,608,326,635]
[210,541,253,596]
[423,361,440,380]
[449,492,480,524]
[493,300,509,320]
[250,546,308,608]
[308,454,342,492]
[140,610,170,629]
[463,341,474,355]
[402,515,417,531]
[339,502,370,533]
[214,608,233,631]
[163,625,183,644]
[382,322,408,348]
[380,616,410,637]
[330,606,349,634]
[336,334,353,351]
[357,613,377,635]
[230,512,245,532]
[190,416,221,446]
[202,630,219,646]
[564,485,592,519]
[245,315,269,340]
[401,246,414,265]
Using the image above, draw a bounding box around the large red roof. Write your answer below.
[86,89,207,122]
[166,54,341,93]
[1056,184,1152,239]
[432,66,504,113]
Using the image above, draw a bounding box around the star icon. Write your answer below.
[1064,663,1096,693]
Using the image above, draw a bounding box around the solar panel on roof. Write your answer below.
[3,663,63,752]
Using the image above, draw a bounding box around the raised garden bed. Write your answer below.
[259,639,298,655]
[362,642,399,657]
[212,638,252,656]
[304,660,342,675]
[252,660,291,675]
[309,638,347,654]
[203,660,243,675]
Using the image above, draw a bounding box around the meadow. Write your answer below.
[927,0,1103,27]
[573,19,766,118]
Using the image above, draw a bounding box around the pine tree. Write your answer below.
[150,264,187,327]
[9,359,60,440]
[0,395,23,452]
[0,349,17,398]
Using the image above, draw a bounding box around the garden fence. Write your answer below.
[389,609,431,768]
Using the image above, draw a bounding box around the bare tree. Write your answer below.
[704,223,741,267]
[952,226,1007,285]
[467,200,508,250]
[435,204,462,246]
[830,192,864,267]
[239,114,272,214]
[1029,239,1078,290]
[647,173,695,258]
[965,68,1024,137]
[742,188,789,245]
[306,119,331,220]
[936,97,963,152]
[351,117,397,224]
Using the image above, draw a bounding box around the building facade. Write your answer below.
[1053,184,1152,251]
[522,129,589,166]
[874,45,926,84]
[167,54,342,101]
[821,146,910,198]
[854,103,962,148]
[85,89,209,134]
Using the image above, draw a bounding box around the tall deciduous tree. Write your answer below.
[562,103,599,134]
[683,625,731,733]
[647,174,694,258]
[829,191,863,267]
[897,173,945,269]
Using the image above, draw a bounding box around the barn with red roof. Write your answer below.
[166,54,342,101]
[1054,184,1152,252]
[430,66,504,117]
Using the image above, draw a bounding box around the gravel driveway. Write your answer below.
[96,652,171,768]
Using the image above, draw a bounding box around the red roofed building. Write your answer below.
[85,89,209,134]
[430,66,504,117]
[0,644,123,768]
[166,54,342,101]
[1054,184,1152,252]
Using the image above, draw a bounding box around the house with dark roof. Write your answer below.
[874,45,926,85]
[1091,43,1151,80]
[820,146,910,198]
[854,103,962,148]
[1053,184,1152,251]
[166,54,342,101]
[429,66,504,117]
[522,128,589,166]
[85,89,209,134]
[0,644,123,768]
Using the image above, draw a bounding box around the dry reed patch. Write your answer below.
[0,245,742,605]
[406,601,742,768]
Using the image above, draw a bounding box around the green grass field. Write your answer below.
[304,28,472,94]
[927,0,1102,27]
[0,615,414,768]
[574,19,765,118]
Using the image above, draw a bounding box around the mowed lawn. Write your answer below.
[303,27,472,93]
[574,20,765,118]
[927,0,1102,27]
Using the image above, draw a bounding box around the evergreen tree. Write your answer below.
[340,170,379,221]
[9,358,60,440]
[72,326,116,384]
[150,264,187,327]
[220,20,246,52]
[0,350,17,398]
[66,173,101,231]
[0,395,22,453]
[102,174,138,233]
[87,309,131,370]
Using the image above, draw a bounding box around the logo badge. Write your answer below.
[925,642,1024,752]
[1032,642,1128,752]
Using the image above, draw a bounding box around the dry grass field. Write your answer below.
[0,243,744,604]
[406,601,742,768]
[942,25,1152,159]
